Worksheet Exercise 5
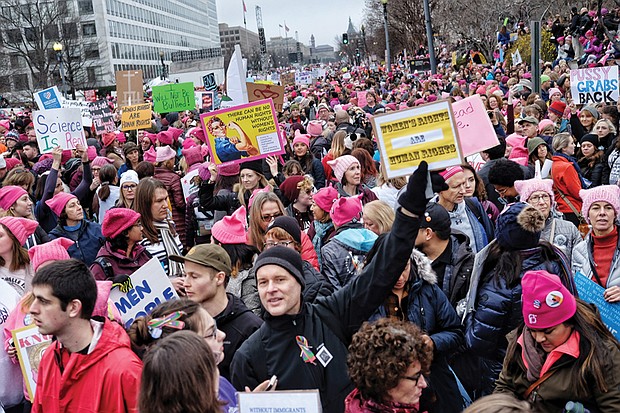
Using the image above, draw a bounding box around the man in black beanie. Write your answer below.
[230,162,448,413]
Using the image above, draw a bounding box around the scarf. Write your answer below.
[154,220,184,278]
[344,388,421,413]
[521,326,547,382]
[554,151,588,189]
[312,220,333,269]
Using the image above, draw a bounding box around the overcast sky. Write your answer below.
[215,0,365,48]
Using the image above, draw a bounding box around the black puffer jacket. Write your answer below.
[230,209,421,413]
[438,230,475,309]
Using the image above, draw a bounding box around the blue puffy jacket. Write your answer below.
[48,219,105,266]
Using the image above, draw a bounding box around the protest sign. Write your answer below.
[89,100,115,135]
[33,108,87,153]
[181,169,200,202]
[238,390,322,413]
[12,324,53,400]
[246,82,285,112]
[63,99,92,127]
[195,91,214,112]
[121,103,151,131]
[110,257,179,329]
[152,82,195,113]
[280,72,295,86]
[511,49,522,65]
[452,95,500,157]
[575,272,620,340]
[33,86,62,110]
[84,89,97,102]
[570,66,619,104]
[203,72,218,91]
[115,70,144,107]
[357,91,368,108]
[270,72,281,83]
[200,99,284,165]
[372,100,463,179]
[295,71,312,85]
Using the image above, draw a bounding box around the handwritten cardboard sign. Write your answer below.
[571,66,619,104]
[452,95,500,157]
[295,71,312,85]
[63,99,92,127]
[121,103,151,131]
[280,72,295,86]
[575,272,620,340]
[200,99,284,165]
[116,70,144,107]
[372,100,463,179]
[247,82,285,112]
[33,86,62,110]
[110,257,179,329]
[152,82,195,113]
[89,100,115,135]
[12,324,53,400]
[238,390,322,413]
[33,108,87,153]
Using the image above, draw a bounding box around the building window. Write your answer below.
[85,45,99,59]
[82,23,96,36]
[12,74,28,90]
[87,66,99,83]
[62,23,78,39]
[78,0,93,14]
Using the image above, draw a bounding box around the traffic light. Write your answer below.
[355,48,360,57]
[342,33,348,44]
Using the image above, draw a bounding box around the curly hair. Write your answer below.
[206,116,224,135]
[347,318,433,402]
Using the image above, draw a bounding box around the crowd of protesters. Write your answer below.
[2,5,620,413]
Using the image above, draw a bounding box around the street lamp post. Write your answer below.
[53,42,67,99]
[361,24,368,65]
[159,51,167,80]
[380,0,390,72]
[423,0,437,74]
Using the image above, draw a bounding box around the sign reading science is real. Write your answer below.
[372,100,464,179]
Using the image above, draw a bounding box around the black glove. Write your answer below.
[398,161,447,216]
[431,171,449,193]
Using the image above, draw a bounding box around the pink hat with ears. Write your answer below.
[87,146,98,161]
[307,120,323,137]
[157,130,174,145]
[327,155,360,182]
[247,186,272,210]
[168,127,184,141]
[92,156,114,168]
[115,131,126,143]
[143,146,157,163]
[187,127,206,143]
[211,205,248,244]
[0,185,28,211]
[45,192,77,217]
[514,178,555,204]
[476,86,487,95]
[330,194,363,226]
[155,146,176,162]
[182,146,203,167]
[0,119,10,130]
[28,237,74,272]
[0,216,38,245]
[292,130,310,148]
[313,186,339,212]
[182,137,197,149]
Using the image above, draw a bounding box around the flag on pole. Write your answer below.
[284,21,290,32]
[242,0,246,12]
[279,24,283,28]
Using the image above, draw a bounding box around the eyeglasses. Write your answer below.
[122,184,137,191]
[403,372,426,386]
[264,240,293,249]
[494,186,509,196]
[528,194,550,203]
[261,212,283,222]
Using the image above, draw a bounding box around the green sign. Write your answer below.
[152,82,195,113]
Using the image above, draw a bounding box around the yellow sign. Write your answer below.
[372,100,463,179]
[121,103,151,131]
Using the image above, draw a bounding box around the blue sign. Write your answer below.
[575,272,620,340]
[34,86,62,110]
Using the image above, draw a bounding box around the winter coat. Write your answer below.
[199,180,243,216]
[154,166,186,242]
[227,267,261,316]
[321,224,378,290]
[295,155,326,189]
[215,293,263,380]
[48,220,105,267]
[24,225,51,250]
[301,230,320,270]
[603,147,620,185]
[90,241,152,281]
[302,260,335,302]
[370,250,464,413]
[334,182,378,205]
[495,326,620,413]
[540,216,582,263]
[460,241,575,397]
[551,155,583,215]
[437,231,475,309]
[578,156,605,187]
[230,209,421,413]
[31,319,142,413]
[572,226,620,288]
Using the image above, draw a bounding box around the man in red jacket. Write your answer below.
[29,259,142,413]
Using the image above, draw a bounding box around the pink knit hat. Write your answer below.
[28,237,74,272]
[168,127,184,141]
[188,127,206,143]
[143,146,157,163]
[92,156,114,168]
[0,185,28,210]
[579,185,620,223]
[327,155,360,182]
[0,216,38,245]
[157,130,174,145]
[439,166,463,182]
[87,146,98,161]
[514,179,554,204]
[115,131,126,144]
[155,146,176,162]
[211,206,247,244]
[182,137,197,149]
[307,120,323,137]
[46,192,77,217]
[292,130,310,148]
[102,132,116,147]
[182,146,202,167]
[218,163,240,176]
[102,208,141,239]
[313,186,339,212]
[522,270,576,329]
[330,195,363,226]
[538,119,555,133]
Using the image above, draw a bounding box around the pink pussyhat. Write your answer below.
[514,179,554,204]
[211,205,248,244]
[330,194,363,227]
[0,185,28,211]
[45,192,77,217]
[0,216,38,245]
[521,270,576,329]
[579,185,620,224]
[28,237,74,272]
[439,166,463,182]
[292,130,310,148]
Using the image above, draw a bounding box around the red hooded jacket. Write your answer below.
[32,319,142,413]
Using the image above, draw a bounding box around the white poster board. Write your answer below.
[570,66,619,104]
[237,390,322,413]
[181,169,200,202]
[63,99,93,127]
[109,257,179,329]
[12,324,53,400]
[33,107,87,153]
